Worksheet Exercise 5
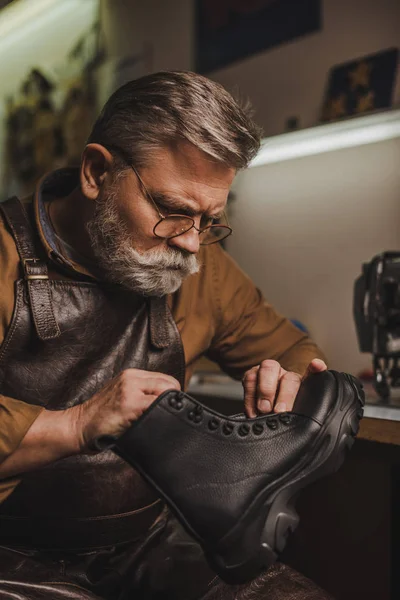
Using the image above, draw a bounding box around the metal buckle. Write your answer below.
[23,258,49,280]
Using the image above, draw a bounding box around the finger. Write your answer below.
[256,360,281,413]
[141,378,181,396]
[120,374,180,399]
[126,383,179,421]
[242,366,259,418]
[125,368,181,385]
[274,371,302,413]
[302,358,328,381]
[125,369,181,390]
[133,393,159,419]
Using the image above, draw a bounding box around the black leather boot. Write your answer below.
[110,370,364,584]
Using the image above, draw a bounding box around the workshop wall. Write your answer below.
[99,0,400,374]
[100,0,400,135]
[228,138,400,375]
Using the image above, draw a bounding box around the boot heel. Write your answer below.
[209,536,277,585]
[260,490,300,555]
[212,501,298,584]
[274,507,300,553]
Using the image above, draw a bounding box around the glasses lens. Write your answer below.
[154,216,194,239]
[199,225,232,245]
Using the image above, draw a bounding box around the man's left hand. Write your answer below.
[242,358,328,418]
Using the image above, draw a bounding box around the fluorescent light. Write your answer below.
[0,0,98,53]
[0,0,59,37]
[250,109,400,167]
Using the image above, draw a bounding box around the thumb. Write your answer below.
[302,358,328,381]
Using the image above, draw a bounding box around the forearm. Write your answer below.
[0,406,81,480]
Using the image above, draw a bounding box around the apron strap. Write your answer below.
[148,296,171,349]
[0,197,61,340]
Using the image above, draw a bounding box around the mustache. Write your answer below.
[132,245,196,268]
[85,189,200,295]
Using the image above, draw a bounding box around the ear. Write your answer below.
[80,143,114,200]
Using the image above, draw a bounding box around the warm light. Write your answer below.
[250,109,400,167]
[0,0,97,51]
[0,0,60,36]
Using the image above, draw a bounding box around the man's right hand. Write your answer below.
[0,369,180,481]
[70,369,181,453]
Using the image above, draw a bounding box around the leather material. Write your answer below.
[0,536,334,600]
[113,370,364,583]
[200,562,334,600]
[1,197,61,340]
[0,196,186,549]
[118,406,318,545]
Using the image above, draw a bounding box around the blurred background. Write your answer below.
[0,4,399,598]
[0,0,399,383]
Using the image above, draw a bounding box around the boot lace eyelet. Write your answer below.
[266,417,279,430]
[278,414,291,425]
[208,418,220,431]
[168,396,183,410]
[222,422,234,435]
[188,405,203,423]
[252,422,264,435]
[238,424,250,437]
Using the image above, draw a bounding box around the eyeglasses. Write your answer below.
[106,145,233,246]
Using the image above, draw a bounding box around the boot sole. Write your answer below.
[208,373,365,583]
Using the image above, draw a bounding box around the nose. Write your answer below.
[168,228,200,254]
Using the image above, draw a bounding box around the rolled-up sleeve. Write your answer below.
[0,212,45,501]
[206,244,326,379]
[0,395,43,502]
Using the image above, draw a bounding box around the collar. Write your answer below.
[33,168,98,280]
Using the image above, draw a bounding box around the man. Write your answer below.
[0,71,330,599]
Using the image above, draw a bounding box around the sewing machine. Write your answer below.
[354,251,400,401]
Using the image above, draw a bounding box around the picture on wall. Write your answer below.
[195,0,322,73]
[320,47,399,123]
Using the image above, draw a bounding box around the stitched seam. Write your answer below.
[0,282,23,365]
[29,281,60,339]
[41,281,61,337]
[29,281,47,339]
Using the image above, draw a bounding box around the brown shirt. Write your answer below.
[0,169,325,503]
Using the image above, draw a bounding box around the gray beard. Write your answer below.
[86,191,200,296]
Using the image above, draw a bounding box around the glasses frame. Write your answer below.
[106,144,233,246]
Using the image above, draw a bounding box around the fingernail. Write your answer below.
[275,402,287,413]
[258,400,271,413]
[312,359,326,368]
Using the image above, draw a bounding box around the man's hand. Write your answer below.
[0,369,181,481]
[69,369,180,452]
[242,358,327,418]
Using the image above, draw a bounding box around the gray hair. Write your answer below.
[87,70,262,171]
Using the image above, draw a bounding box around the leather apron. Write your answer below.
[0,199,333,600]
[0,196,186,551]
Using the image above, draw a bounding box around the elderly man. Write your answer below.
[0,71,331,599]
